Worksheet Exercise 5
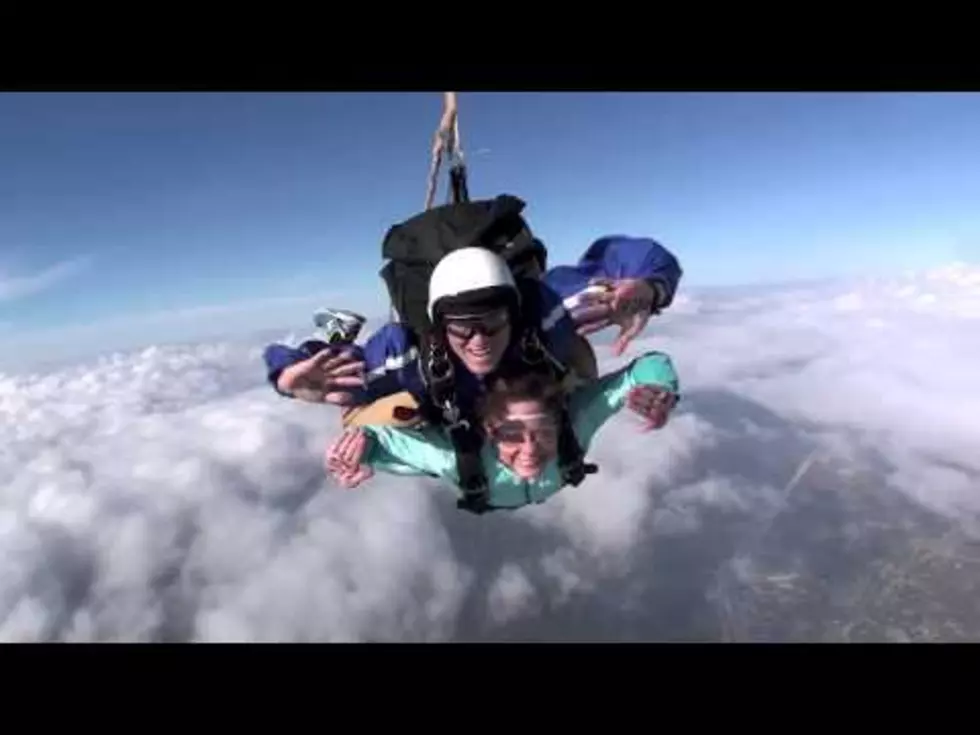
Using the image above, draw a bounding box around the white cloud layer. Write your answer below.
[2,263,979,641]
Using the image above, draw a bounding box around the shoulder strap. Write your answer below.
[420,335,493,514]
[556,402,598,486]
[513,278,571,376]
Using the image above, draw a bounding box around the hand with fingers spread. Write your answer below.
[575,277,658,356]
[626,384,677,432]
[325,427,375,488]
[566,282,617,336]
[276,347,366,405]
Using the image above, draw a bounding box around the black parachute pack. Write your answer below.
[378,194,597,515]
[379,194,544,332]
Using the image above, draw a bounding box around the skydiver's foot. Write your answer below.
[314,308,367,345]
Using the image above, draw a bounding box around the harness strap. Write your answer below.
[423,336,493,513]
[424,92,469,210]
[449,423,492,514]
[557,405,598,486]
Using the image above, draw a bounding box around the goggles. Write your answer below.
[444,309,509,341]
[490,413,559,445]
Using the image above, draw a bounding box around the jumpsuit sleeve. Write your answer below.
[568,351,681,449]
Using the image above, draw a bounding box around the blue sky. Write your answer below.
[2,91,979,367]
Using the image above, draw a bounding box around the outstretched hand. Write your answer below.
[277,348,366,405]
[574,278,657,356]
[325,427,375,488]
[626,385,677,432]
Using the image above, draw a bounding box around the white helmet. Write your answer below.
[427,247,519,322]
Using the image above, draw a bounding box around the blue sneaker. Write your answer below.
[313,308,367,345]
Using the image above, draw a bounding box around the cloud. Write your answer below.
[1,262,979,641]
[0,256,92,303]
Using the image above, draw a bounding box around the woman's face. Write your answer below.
[488,399,560,480]
[444,308,512,376]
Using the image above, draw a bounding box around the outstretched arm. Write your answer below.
[549,235,682,309]
[326,427,438,490]
[544,236,684,355]
[569,350,681,449]
[266,343,367,405]
[325,424,459,488]
[264,323,424,406]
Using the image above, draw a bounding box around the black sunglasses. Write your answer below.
[444,310,510,341]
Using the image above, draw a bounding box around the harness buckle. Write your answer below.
[442,400,471,431]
